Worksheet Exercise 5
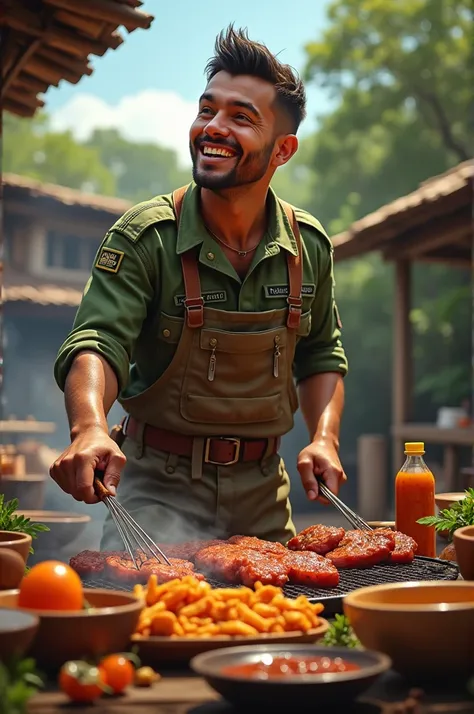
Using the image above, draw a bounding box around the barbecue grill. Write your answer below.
[81,555,459,615]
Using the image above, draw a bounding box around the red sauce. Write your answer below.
[221,655,360,680]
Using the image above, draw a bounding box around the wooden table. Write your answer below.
[28,669,474,713]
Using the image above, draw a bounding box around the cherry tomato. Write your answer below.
[59,661,105,703]
[100,654,135,694]
[18,561,83,611]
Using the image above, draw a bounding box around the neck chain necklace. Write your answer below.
[206,227,260,258]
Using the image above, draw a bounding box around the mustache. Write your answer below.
[194,135,242,155]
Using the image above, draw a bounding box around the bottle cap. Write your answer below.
[404,442,425,454]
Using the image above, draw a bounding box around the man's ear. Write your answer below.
[272,134,298,168]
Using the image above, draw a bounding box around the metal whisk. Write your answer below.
[94,470,171,569]
[317,479,373,532]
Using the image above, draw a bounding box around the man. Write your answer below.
[51,26,348,550]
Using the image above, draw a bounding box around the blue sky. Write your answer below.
[48,0,334,167]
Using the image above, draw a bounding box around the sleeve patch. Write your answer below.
[95,247,125,274]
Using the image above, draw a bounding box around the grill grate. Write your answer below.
[82,555,458,610]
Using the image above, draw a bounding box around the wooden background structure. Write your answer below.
[0,0,154,118]
[332,160,474,489]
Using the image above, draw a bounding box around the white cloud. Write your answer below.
[49,90,197,168]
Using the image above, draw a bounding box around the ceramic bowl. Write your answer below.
[0,475,46,510]
[17,511,91,550]
[191,644,391,707]
[0,607,39,663]
[453,525,474,580]
[0,531,32,563]
[343,581,474,680]
[0,588,143,671]
[435,492,466,511]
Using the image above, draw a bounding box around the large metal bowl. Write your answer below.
[190,644,391,707]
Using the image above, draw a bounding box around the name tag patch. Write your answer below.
[174,290,227,307]
[95,248,124,274]
[264,284,316,298]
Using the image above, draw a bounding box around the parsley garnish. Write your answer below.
[0,495,49,554]
[417,488,474,541]
[0,657,44,714]
[322,613,361,649]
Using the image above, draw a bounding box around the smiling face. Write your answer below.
[189,71,297,191]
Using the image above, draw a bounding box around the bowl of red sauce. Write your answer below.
[190,644,391,706]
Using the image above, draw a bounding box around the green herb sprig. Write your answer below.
[417,488,474,541]
[0,657,44,714]
[0,495,49,554]
[322,613,361,649]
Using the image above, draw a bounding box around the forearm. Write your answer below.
[298,372,345,449]
[65,351,119,440]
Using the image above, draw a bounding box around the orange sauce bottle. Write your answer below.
[395,442,436,558]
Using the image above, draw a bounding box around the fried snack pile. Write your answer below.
[132,574,324,638]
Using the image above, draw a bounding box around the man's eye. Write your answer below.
[199,106,213,115]
[235,113,250,122]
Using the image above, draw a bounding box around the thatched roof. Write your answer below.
[1,0,154,118]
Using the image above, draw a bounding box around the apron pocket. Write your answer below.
[183,394,282,424]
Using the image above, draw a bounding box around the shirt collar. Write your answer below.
[176,182,298,257]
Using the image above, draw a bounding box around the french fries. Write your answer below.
[132,575,324,639]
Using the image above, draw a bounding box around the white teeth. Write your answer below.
[202,146,233,157]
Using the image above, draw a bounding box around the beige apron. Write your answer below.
[100,186,305,549]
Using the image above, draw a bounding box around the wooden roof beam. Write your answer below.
[43,0,153,32]
[382,207,471,261]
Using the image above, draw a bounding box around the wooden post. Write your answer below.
[392,260,412,474]
[357,435,388,519]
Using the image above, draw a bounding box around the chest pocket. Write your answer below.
[181,325,295,425]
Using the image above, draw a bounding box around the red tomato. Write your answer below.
[58,661,105,703]
[18,561,83,611]
[100,654,135,694]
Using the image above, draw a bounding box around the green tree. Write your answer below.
[83,128,191,203]
[2,113,116,195]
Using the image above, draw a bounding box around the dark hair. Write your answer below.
[205,25,307,133]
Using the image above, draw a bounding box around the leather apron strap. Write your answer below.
[280,200,303,330]
[173,186,204,328]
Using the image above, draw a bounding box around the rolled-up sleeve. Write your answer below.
[54,229,155,393]
[293,242,348,383]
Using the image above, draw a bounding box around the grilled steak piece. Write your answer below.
[69,549,112,577]
[376,529,418,564]
[194,544,289,587]
[227,535,287,555]
[154,539,225,562]
[287,524,346,555]
[105,554,201,585]
[326,529,395,569]
[282,550,340,588]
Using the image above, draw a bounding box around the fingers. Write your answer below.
[297,455,320,501]
[103,450,127,496]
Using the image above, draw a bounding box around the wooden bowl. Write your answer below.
[0,531,32,563]
[453,525,474,580]
[343,581,474,680]
[435,492,466,539]
[17,511,91,550]
[0,588,143,671]
[366,521,395,530]
[0,607,39,663]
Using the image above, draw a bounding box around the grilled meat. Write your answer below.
[194,544,289,587]
[105,554,201,584]
[154,539,225,562]
[326,529,395,569]
[227,535,287,555]
[69,549,116,577]
[287,524,345,555]
[376,529,417,564]
[282,550,340,588]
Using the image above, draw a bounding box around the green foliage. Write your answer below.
[0,657,44,714]
[322,614,361,648]
[418,488,474,540]
[0,495,49,555]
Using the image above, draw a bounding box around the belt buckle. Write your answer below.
[204,437,241,466]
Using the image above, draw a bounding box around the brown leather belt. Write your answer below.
[125,417,280,466]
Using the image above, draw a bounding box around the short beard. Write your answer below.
[190,141,274,190]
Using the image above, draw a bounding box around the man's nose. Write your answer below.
[205,112,230,138]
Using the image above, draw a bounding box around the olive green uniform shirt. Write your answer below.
[54,184,348,399]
